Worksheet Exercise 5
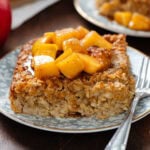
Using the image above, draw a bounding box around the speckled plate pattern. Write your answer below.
[0,47,150,133]
[74,0,150,37]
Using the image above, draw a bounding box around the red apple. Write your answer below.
[0,0,11,47]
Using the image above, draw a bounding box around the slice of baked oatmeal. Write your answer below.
[9,27,135,119]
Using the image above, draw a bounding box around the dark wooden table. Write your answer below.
[0,0,150,149]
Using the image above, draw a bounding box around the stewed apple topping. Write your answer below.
[31,26,112,79]
[96,0,150,31]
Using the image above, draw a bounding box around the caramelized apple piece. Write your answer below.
[99,3,114,16]
[62,38,86,53]
[53,28,78,49]
[55,48,72,63]
[77,53,101,74]
[32,42,58,58]
[41,32,56,43]
[76,26,89,39]
[33,56,59,79]
[99,0,120,17]
[129,13,150,30]
[57,53,84,79]
[114,11,132,27]
[54,27,89,49]
[81,31,112,50]
[34,62,60,79]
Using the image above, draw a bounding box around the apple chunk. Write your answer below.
[114,11,132,27]
[33,56,59,79]
[81,31,112,50]
[62,38,86,53]
[129,13,150,30]
[77,53,101,74]
[55,48,72,63]
[57,53,84,79]
[32,42,58,58]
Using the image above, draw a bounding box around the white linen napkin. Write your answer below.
[11,0,60,30]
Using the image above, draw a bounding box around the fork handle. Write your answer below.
[105,93,142,150]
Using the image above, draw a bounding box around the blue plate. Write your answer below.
[0,47,150,133]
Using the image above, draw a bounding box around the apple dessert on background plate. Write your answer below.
[96,0,150,31]
[9,26,135,119]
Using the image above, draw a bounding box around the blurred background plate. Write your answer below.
[74,0,150,37]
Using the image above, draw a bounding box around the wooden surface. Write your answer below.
[0,0,150,149]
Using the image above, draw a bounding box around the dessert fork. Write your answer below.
[105,57,150,150]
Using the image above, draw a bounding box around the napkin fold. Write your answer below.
[11,0,60,30]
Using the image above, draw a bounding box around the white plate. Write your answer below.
[74,0,150,37]
[0,47,150,133]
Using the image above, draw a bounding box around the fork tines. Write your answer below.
[136,57,150,89]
